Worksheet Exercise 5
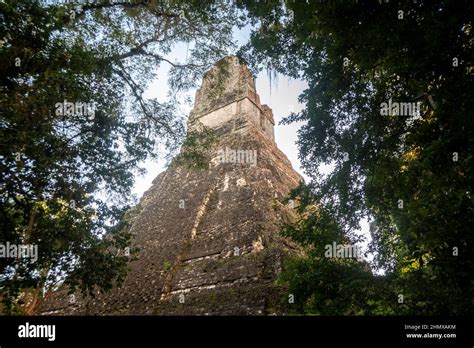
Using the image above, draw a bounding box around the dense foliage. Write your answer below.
[0,0,241,314]
[239,0,473,315]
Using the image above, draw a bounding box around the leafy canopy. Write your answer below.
[239,0,473,315]
[0,0,243,314]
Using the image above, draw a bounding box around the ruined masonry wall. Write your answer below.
[39,56,302,316]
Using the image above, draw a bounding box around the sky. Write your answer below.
[132,26,374,264]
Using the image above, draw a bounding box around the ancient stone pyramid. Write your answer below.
[41,56,303,315]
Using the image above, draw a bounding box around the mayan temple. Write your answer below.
[41,56,303,315]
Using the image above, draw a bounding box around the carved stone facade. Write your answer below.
[189,56,275,141]
[40,56,302,315]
